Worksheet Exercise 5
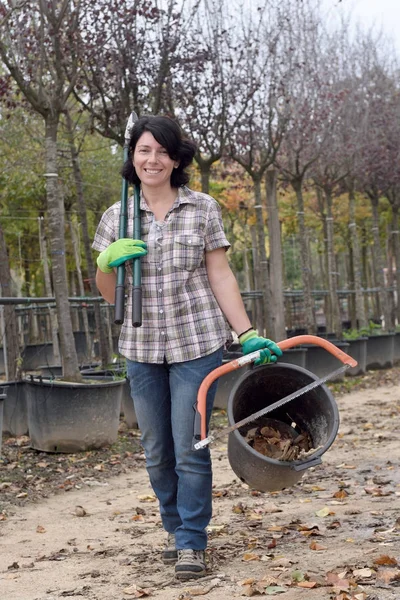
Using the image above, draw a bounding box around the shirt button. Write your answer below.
[159,309,164,314]
[158,288,163,293]
[158,267,162,271]
[188,239,192,244]
[161,331,165,336]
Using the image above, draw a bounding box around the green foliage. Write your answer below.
[328,376,364,395]
[342,321,382,339]
[342,329,364,340]
[0,105,123,294]
[283,237,302,289]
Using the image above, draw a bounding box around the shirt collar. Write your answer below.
[139,185,197,212]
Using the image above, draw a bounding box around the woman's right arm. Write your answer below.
[96,268,117,304]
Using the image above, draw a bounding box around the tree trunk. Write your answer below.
[392,205,400,326]
[348,187,367,330]
[67,214,92,359]
[292,178,315,334]
[386,221,396,329]
[44,116,81,381]
[360,225,371,321]
[194,154,215,195]
[38,216,60,363]
[324,187,342,339]
[251,225,263,333]
[369,193,391,330]
[65,110,111,366]
[265,168,286,340]
[243,248,251,292]
[0,223,20,381]
[254,177,273,337]
[386,190,400,326]
[316,187,330,330]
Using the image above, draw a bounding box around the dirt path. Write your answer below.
[1,384,400,600]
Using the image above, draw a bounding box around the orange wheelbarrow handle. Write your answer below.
[193,335,357,444]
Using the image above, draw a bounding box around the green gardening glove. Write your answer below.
[239,328,283,366]
[97,238,147,274]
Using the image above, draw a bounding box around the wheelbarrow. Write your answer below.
[193,335,358,492]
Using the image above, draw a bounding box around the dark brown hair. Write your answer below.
[121,115,197,187]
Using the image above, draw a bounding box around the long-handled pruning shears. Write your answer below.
[114,111,142,327]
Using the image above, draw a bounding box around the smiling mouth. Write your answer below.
[144,169,162,174]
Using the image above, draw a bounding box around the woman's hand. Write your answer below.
[97,238,147,273]
[239,329,283,365]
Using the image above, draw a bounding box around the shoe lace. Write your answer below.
[178,549,203,561]
[179,549,195,558]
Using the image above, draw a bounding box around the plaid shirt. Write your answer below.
[92,186,232,363]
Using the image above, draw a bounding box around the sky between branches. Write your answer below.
[325,0,400,55]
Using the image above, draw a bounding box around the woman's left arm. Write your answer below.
[206,247,252,336]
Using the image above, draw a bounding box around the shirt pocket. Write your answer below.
[173,234,204,271]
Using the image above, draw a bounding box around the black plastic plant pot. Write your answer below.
[80,365,126,378]
[81,372,137,428]
[39,363,102,378]
[22,343,55,371]
[280,347,308,369]
[344,338,367,376]
[2,380,28,436]
[227,363,339,493]
[304,340,350,381]
[38,364,63,377]
[25,376,123,452]
[365,333,395,370]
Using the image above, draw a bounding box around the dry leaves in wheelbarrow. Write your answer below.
[244,418,319,461]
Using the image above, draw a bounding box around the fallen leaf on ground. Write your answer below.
[334,594,367,600]
[315,507,335,517]
[352,568,373,578]
[309,541,327,551]
[327,520,341,529]
[184,584,217,596]
[326,572,350,590]
[36,525,46,533]
[364,487,393,496]
[263,504,282,514]
[137,495,156,502]
[242,553,260,561]
[232,502,246,514]
[333,490,349,499]
[373,555,398,566]
[263,586,287,595]
[123,584,152,597]
[376,568,400,585]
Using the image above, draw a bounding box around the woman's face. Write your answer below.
[132,131,179,188]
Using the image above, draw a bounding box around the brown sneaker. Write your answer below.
[162,533,178,565]
[175,549,206,580]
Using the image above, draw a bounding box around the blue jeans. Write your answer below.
[126,347,223,551]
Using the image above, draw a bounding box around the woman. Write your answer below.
[93,115,282,580]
